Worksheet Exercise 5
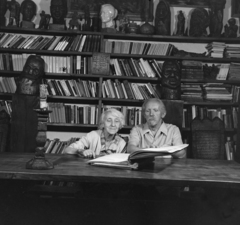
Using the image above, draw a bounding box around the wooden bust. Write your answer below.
[162,60,181,100]
[155,0,171,35]
[20,0,37,29]
[11,55,45,153]
[7,0,20,27]
[49,0,68,30]
[0,0,8,27]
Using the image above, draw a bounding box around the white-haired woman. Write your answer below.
[63,108,126,158]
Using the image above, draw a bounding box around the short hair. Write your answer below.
[98,108,125,130]
[142,98,166,117]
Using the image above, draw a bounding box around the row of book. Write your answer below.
[0,33,101,52]
[205,42,226,58]
[0,100,12,116]
[110,58,162,78]
[0,77,16,93]
[104,40,173,56]
[102,79,161,100]
[224,44,240,59]
[183,105,238,129]
[44,79,98,98]
[225,137,236,161]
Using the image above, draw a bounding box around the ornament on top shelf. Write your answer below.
[175,10,185,36]
[100,4,118,33]
[222,18,238,38]
[7,0,20,27]
[38,10,51,29]
[140,0,155,35]
[155,0,170,35]
[20,0,37,29]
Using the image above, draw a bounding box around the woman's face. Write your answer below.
[103,113,121,135]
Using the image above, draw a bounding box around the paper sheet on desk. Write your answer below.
[142,144,188,153]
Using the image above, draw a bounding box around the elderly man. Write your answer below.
[127,98,186,158]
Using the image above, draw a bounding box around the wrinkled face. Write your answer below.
[162,61,181,89]
[144,101,165,128]
[103,113,121,135]
[22,2,35,21]
[101,6,113,23]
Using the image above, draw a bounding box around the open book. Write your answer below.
[88,144,188,170]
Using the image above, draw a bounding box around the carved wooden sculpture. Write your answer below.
[10,55,45,153]
[162,60,181,100]
[189,8,209,37]
[155,0,171,35]
[222,18,238,38]
[0,0,8,27]
[20,0,37,28]
[49,0,68,30]
[176,10,185,36]
[209,0,226,37]
[7,0,20,27]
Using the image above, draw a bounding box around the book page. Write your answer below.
[141,144,188,153]
[88,153,130,164]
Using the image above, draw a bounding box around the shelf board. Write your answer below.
[47,123,98,132]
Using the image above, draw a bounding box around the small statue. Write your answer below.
[68,11,80,30]
[38,10,51,29]
[155,0,171,35]
[162,60,181,100]
[118,8,129,33]
[49,0,68,30]
[100,4,118,33]
[222,18,238,38]
[7,0,20,27]
[189,8,209,37]
[203,64,220,79]
[176,10,185,36]
[20,0,37,28]
[209,0,226,37]
[82,5,91,31]
[0,0,8,27]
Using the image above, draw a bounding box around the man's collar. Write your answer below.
[142,122,168,135]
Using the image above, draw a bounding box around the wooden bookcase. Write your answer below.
[0,27,240,158]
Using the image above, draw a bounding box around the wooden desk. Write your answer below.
[1,153,240,189]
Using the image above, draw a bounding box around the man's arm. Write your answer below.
[171,126,186,159]
[127,126,141,153]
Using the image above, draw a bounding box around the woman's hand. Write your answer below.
[78,149,95,158]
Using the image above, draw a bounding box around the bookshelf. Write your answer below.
[0,26,240,158]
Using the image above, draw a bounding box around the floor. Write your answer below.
[0,180,240,225]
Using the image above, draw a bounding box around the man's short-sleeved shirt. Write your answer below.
[128,122,183,149]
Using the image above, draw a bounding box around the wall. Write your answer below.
[5,0,234,140]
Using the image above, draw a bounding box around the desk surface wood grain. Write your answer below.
[1,153,240,188]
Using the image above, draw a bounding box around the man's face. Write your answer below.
[162,62,181,89]
[144,101,165,128]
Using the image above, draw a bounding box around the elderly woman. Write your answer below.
[63,108,126,158]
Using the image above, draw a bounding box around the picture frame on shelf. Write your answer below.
[67,0,153,21]
[231,0,240,17]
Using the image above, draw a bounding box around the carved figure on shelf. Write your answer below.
[176,10,185,36]
[118,8,129,33]
[38,10,51,29]
[203,64,220,79]
[140,0,154,35]
[0,0,8,27]
[162,60,181,100]
[68,11,81,30]
[155,0,171,35]
[7,0,20,27]
[11,55,45,153]
[171,46,207,57]
[100,4,118,33]
[209,0,226,37]
[222,18,238,38]
[49,0,68,30]
[82,5,91,31]
[20,0,37,29]
[189,8,209,37]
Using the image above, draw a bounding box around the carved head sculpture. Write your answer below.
[16,55,45,95]
[210,0,226,11]
[50,0,68,24]
[0,0,8,26]
[20,0,37,22]
[162,60,181,100]
[100,4,118,28]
